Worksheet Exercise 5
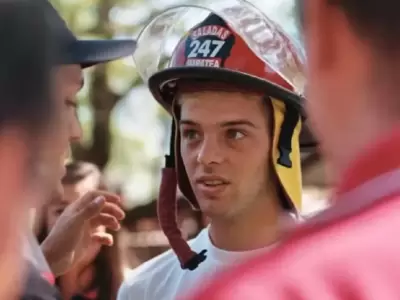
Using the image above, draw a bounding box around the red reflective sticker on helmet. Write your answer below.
[169,13,294,92]
[183,15,235,68]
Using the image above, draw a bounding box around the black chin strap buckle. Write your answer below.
[277,106,299,168]
[182,250,207,271]
[165,121,176,168]
[278,147,292,168]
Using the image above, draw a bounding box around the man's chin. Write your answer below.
[198,200,229,219]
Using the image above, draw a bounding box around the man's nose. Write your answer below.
[69,116,82,142]
[196,136,224,165]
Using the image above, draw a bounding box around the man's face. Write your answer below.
[179,90,272,219]
[22,64,84,202]
[49,64,83,182]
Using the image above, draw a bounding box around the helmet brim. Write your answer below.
[148,66,317,150]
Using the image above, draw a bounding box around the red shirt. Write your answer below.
[187,128,400,300]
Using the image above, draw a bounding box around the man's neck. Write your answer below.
[208,196,283,252]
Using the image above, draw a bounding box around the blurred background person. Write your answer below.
[37,161,124,300]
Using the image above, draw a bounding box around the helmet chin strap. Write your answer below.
[277,103,298,168]
[157,120,207,270]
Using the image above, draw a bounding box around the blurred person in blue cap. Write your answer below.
[36,0,134,276]
[17,0,136,299]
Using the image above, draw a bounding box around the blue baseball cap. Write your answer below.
[43,0,136,68]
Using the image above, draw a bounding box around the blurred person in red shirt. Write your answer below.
[188,0,400,299]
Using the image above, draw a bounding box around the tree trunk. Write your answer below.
[72,0,117,170]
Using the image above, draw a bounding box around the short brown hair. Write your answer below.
[61,161,102,186]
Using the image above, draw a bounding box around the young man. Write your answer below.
[118,2,314,299]
[189,0,400,299]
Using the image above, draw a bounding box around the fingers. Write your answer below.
[101,202,125,220]
[74,190,121,212]
[90,213,120,231]
[75,191,123,221]
[91,232,114,246]
[84,202,125,228]
[76,196,106,220]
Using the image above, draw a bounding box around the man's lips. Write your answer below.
[195,175,230,198]
[195,175,230,185]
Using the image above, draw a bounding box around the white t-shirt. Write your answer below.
[117,227,275,300]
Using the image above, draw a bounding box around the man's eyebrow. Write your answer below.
[220,120,257,128]
[179,119,257,128]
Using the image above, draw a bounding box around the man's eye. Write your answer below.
[182,129,201,140]
[226,129,245,140]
